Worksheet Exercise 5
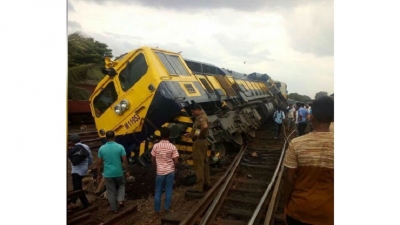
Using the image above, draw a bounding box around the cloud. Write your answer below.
[68,0,334,97]
[284,1,333,56]
[68,20,82,33]
[68,1,75,12]
[76,0,325,11]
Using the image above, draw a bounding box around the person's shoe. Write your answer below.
[108,209,118,214]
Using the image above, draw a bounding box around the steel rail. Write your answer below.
[198,146,248,225]
[179,145,247,225]
[247,130,295,225]
[263,151,286,225]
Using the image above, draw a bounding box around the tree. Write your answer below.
[288,93,312,103]
[68,32,113,100]
[315,91,328,99]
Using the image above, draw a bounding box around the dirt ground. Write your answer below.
[67,123,299,225]
[67,124,203,224]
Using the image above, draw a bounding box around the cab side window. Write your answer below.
[93,81,118,117]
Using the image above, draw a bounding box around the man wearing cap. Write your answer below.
[68,134,93,210]
[184,103,211,193]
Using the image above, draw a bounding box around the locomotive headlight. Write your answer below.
[120,99,130,111]
[114,104,123,115]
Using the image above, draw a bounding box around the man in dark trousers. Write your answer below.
[68,134,92,211]
[184,103,211,193]
[97,130,130,213]
[273,107,285,139]
[295,102,309,136]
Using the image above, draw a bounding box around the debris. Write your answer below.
[251,152,258,157]
[126,176,135,183]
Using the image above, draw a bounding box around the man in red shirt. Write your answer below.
[283,96,334,225]
[151,127,179,217]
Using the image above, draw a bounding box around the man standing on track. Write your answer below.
[184,103,211,193]
[282,96,334,225]
[296,102,308,136]
[97,130,130,214]
[151,127,180,217]
[273,107,285,139]
[68,134,92,211]
[286,104,295,132]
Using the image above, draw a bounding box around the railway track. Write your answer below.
[67,189,138,225]
[160,127,296,225]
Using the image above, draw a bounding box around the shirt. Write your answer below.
[273,110,285,124]
[98,141,126,178]
[287,108,295,119]
[297,107,308,123]
[190,110,209,139]
[70,142,93,176]
[151,140,179,175]
[284,132,334,225]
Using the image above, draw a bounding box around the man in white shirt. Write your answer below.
[286,104,295,132]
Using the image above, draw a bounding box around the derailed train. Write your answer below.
[89,46,287,165]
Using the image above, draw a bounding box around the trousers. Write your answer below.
[274,122,282,138]
[71,173,90,207]
[192,139,210,192]
[154,171,175,212]
[297,122,307,136]
[104,176,125,211]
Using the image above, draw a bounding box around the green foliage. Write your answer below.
[315,91,328,99]
[68,32,113,100]
[288,93,312,103]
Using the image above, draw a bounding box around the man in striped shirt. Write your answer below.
[151,127,179,217]
[283,96,334,225]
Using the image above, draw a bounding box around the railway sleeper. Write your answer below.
[229,187,265,193]
[213,218,248,225]
[99,204,138,225]
[68,205,99,220]
[238,173,274,180]
[225,195,260,204]
[67,213,92,225]
[225,207,268,222]
[234,177,268,186]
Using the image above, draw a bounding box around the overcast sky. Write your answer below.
[68,0,333,98]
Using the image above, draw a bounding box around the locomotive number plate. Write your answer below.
[124,113,141,130]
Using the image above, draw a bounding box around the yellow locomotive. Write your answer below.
[89,46,287,165]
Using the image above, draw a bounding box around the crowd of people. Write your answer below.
[68,98,334,224]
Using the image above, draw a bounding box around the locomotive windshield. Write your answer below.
[155,52,190,76]
[93,81,118,117]
[118,53,148,92]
